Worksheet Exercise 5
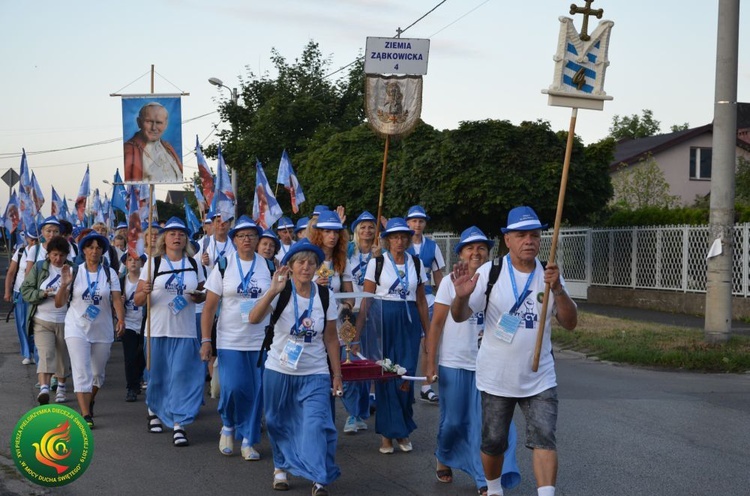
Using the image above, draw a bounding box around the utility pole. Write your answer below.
[704,0,740,344]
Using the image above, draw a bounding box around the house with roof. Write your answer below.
[610,103,750,205]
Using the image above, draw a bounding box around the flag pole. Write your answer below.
[374,135,390,239]
[532,107,577,372]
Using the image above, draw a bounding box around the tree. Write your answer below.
[609,109,661,140]
[670,123,690,133]
[610,154,680,209]
[734,157,750,205]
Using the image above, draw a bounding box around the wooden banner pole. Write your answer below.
[532,107,578,372]
[146,183,154,370]
[374,135,390,239]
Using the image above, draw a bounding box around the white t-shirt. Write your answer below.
[25,244,76,268]
[204,254,272,351]
[349,250,374,310]
[364,253,427,302]
[64,264,121,343]
[203,236,236,272]
[123,276,143,332]
[140,256,205,339]
[312,260,353,294]
[33,264,67,324]
[264,285,338,376]
[434,276,483,371]
[275,242,294,263]
[12,247,27,292]
[468,259,566,397]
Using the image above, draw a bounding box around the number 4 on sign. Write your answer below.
[394,64,399,71]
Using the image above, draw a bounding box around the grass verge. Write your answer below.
[551,311,750,373]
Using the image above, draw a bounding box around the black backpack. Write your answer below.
[257,280,330,367]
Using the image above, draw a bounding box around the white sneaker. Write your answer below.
[355,417,368,430]
[22,357,32,365]
[241,444,260,461]
[343,415,358,434]
[55,386,67,403]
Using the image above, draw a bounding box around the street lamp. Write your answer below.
[208,77,240,222]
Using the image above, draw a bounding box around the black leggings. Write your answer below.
[122,329,145,391]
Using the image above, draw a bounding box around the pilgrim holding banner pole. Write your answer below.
[535,1,614,372]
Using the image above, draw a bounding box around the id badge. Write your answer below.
[279,338,304,370]
[168,295,188,315]
[240,299,257,323]
[494,312,521,343]
[83,304,101,323]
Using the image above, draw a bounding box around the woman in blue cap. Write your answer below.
[355,217,430,454]
[55,232,126,428]
[249,240,343,495]
[134,217,206,446]
[257,229,281,274]
[201,215,272,461]
[294,216,309,241]
[275,216,296,262]
[424,226,521,496]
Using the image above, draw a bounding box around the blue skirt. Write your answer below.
[436,366,521,489]
[14,292,32,359]
[146,337,204,427]
[217,349,264,444]
[373,300,421,439]
[340,346,370,419]
[264,369,340,485]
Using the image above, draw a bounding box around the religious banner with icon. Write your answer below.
[542,0,614,110]
[365,75,423,138]
[121,95,184,184]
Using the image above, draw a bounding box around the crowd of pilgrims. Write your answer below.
[5,205,521,496]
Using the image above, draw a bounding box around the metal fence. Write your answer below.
[432,224,750,300]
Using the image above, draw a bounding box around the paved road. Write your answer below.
[1,315,749,496]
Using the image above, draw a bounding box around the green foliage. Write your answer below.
[155,200,184,221]
[609,109,661,139]
[611,153,680,209]
[670,122,690,132]
[735,157,750,205]
[604,206,709,226]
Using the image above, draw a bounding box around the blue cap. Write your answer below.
[406,205,430,220]
[351,211,376,232]
[159,217,190,234]
[294,216,309,234]
[25,225,39,239]
[312,205,329,216]
[380,217,414,238]
[454,226,494,254]
[314,210,344,230]
[229,215,263,240]
[260,229,281,251]
[78,233,110,254]
[120,252,147,264]
[40,216,61,229]
[276,216,295,230]
[280,239,325,266]
[500,206,548,234]
[116,222,127,230]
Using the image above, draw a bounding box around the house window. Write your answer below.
[689,147,712,180]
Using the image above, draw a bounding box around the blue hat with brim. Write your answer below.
[500,206,548,234]
[281,239,324,266]
[380,217,414,238]
[120,252,147,264]
[312,205,329,216]
[25,225,39,239]
[351,211,376,232]
[314,210,344,230]
[116,222,127,230]
[406,205,430,220]
[454,226,495,254]
[276,217,295,230]
[159,217,190,235]
[260,229,281,251]
[294,216,309,234]
[78,233,110,254]
[229,215,263,240]
[40,216,61,230]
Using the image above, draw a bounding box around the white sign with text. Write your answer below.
[365,37,430,75]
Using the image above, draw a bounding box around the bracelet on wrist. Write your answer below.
[201,338,212,344]
[552,287,566,296]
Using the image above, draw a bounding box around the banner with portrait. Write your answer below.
[365,75,423,138]
[121,95,184,184]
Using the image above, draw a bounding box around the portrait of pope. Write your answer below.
[123,100,183,183]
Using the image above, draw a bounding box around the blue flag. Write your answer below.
[19,149,31,194]
[51,187,64,218]
[2,190,20,234]
[213,146,235,220]
[111,169,128,215]
[253,160,283,229]
[75,166,90,222]
[184,198,201,236]
[276,149,305,213]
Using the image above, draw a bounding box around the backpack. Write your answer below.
[373,253,422,286]
[257,281,331,367]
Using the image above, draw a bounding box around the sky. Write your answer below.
[0,0,748,212]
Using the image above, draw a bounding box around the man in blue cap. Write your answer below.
[450,206,578,496]
[275,216,295,262]
[405,205,445,404]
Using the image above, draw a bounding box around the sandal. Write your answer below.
[147,414,163,433]
[436,466,453,483]
[272,469,289,491]
[173,428,189,447]
[477,486,488,496]
[312,482,329,495]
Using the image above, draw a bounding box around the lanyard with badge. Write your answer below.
[214,239,228,266]
[165,257,188,315]
[237,253,258,322]
[357,252,371,286]
[387,252,413,322]
[82,266,102,323]
[495,255,535,344]
[279,281,316,370]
